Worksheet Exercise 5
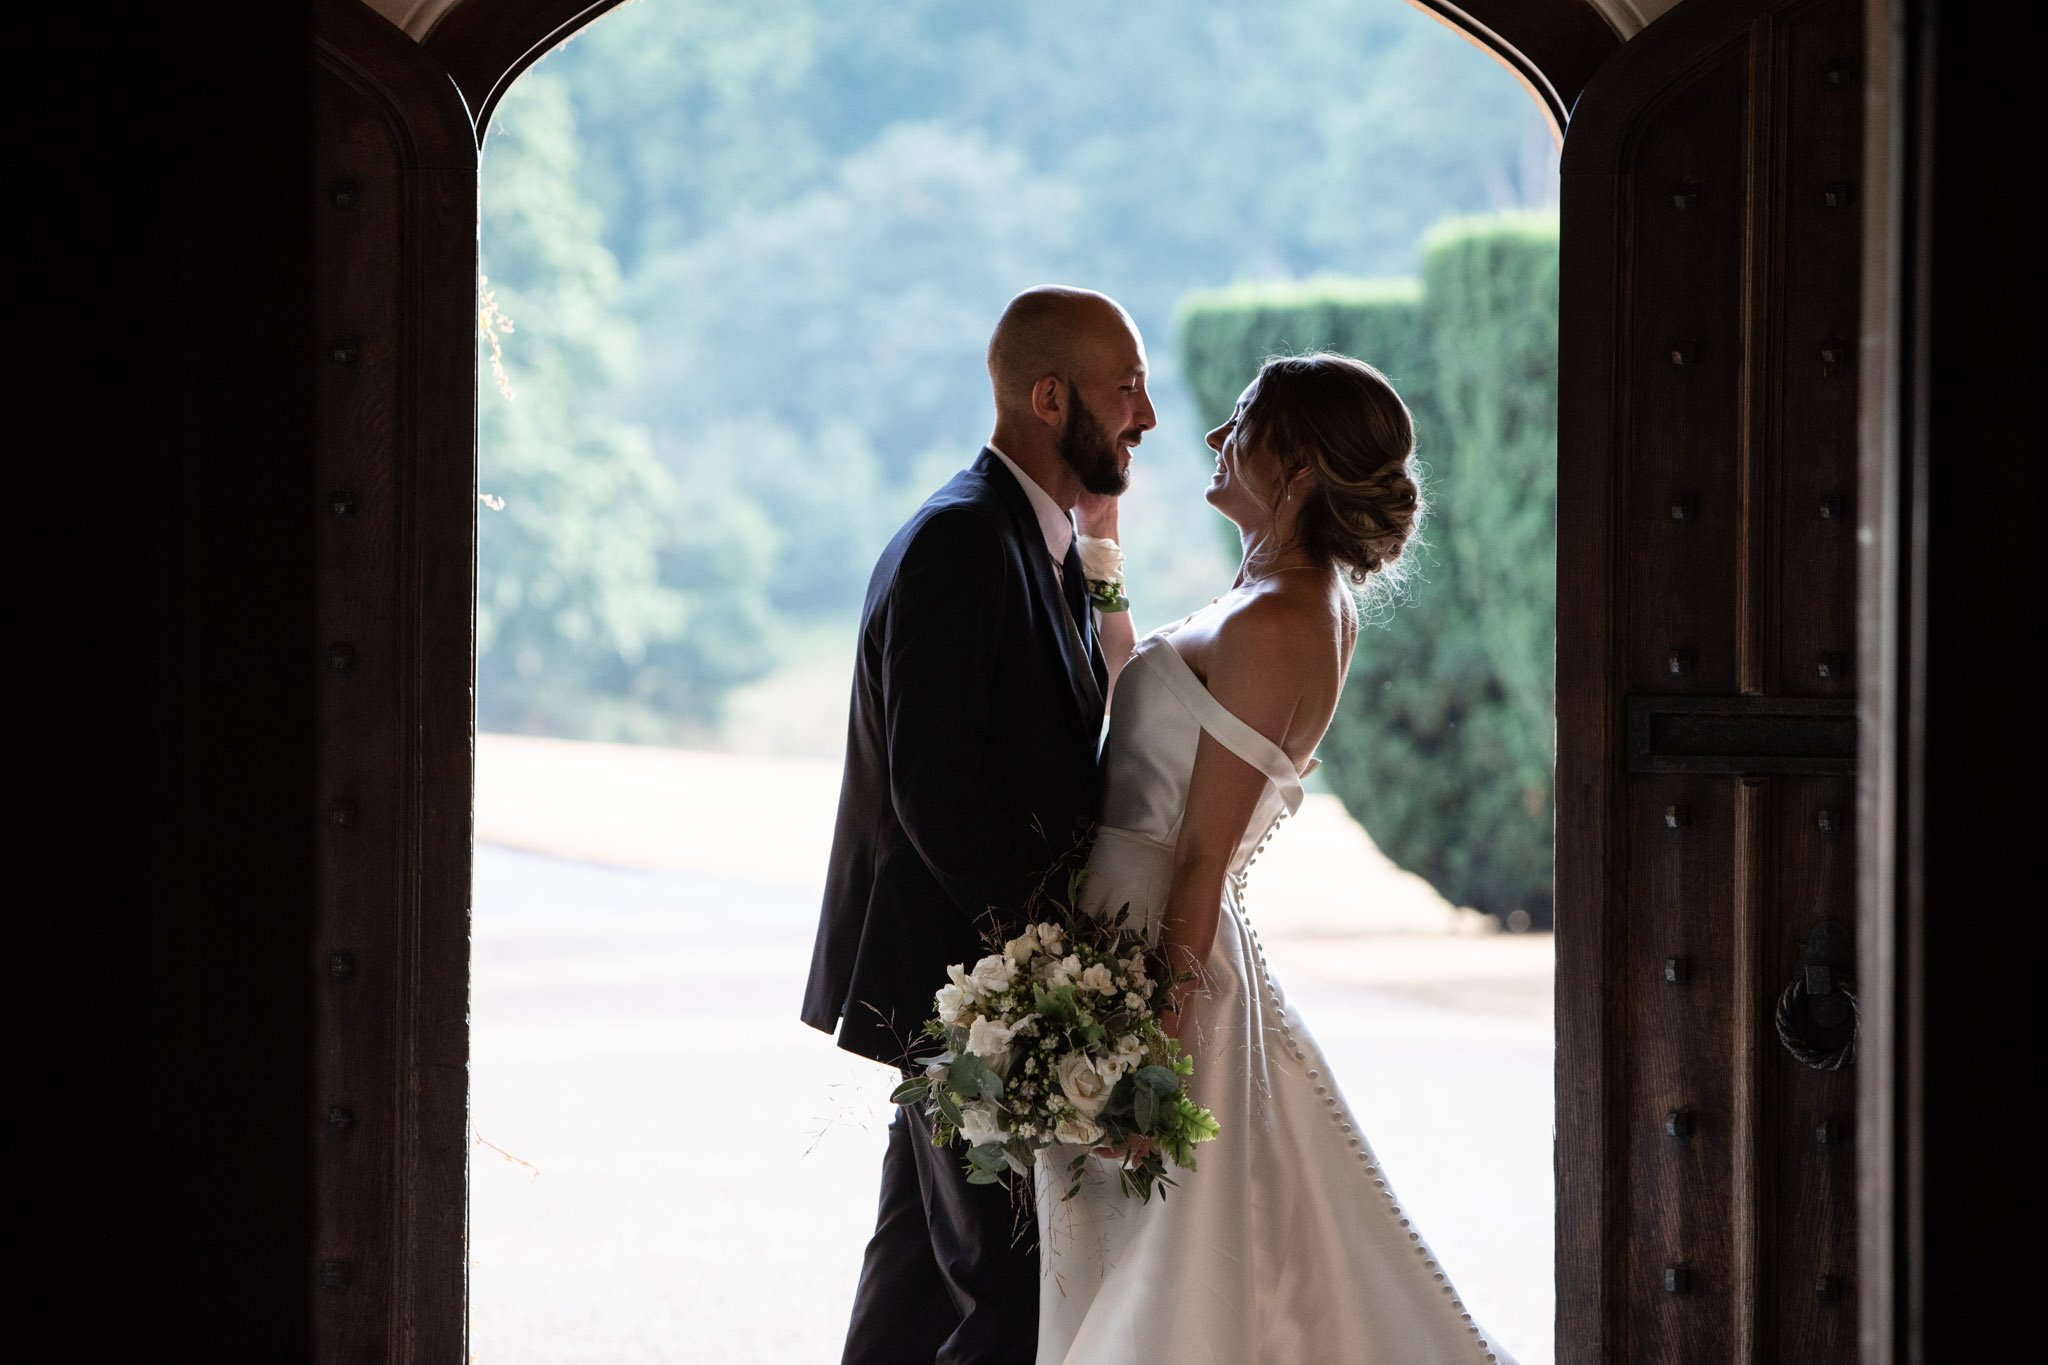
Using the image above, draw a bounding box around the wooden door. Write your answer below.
[1557,0,1864,1360]
[310,1,477,1358]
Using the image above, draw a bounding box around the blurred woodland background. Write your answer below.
[477,0,1559,924]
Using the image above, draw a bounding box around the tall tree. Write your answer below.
[478,70,776,739]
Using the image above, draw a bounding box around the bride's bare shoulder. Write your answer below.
[1208,588,1334,679]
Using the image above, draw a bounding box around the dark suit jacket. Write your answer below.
[802,449,1107,1065]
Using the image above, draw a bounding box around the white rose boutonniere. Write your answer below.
[1076,534,1124,584]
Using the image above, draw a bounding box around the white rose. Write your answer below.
[968,954,1015,995]
[1055,1114,1103,1146]
[1076,534,1124,584]
[958,1102,1008,1148]
[935,983,968,1026]
[1003,932,1039,966]
[1078,962,1116,995]
[947,963,981,1001]
[1035,922,1065,953]
[1055,1053,1113,1118]
[966,1016,1018,1063]
[1048,954,1083,989]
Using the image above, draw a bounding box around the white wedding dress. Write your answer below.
[1034,627,1514,1365]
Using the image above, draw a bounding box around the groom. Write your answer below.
[802,286,1154,1363]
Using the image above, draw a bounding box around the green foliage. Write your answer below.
[905,860,1218,1205]
[1175,214,1559,925]
[478,72,777,740]
[477,1,1557,743]
[1178,277,1431,430]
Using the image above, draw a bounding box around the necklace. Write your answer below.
[1236,562,1330,588]
[1212,562,1333,603]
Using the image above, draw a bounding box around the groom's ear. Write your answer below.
[1030,374,1066,427]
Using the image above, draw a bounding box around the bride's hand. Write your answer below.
[1074,488,1121,539]
[1094,1134,1156,1161]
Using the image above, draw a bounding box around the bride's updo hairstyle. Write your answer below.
[1237,352,1425,589]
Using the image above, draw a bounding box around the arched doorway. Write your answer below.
[307,1,1906,1360]
[461,4,1564,1356]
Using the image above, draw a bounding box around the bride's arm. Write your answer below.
[1097,606,1136,705]
[1156,606,1306,1034]
[1076,491,1136,706]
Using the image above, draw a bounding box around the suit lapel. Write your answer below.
[973,449,1104,724]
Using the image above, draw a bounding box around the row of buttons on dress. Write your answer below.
[1234,808,1504,1364]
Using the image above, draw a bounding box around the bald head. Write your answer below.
[987,286,1139,419]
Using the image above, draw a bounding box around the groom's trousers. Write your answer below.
[842,1104,1039,1365]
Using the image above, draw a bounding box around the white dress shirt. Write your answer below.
[988,444,1074,586]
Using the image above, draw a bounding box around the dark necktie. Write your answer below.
[1060,538,1090,644]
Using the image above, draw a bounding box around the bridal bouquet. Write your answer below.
[891,869,1221,1203]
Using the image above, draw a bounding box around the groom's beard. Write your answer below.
[1060,388,1131,497]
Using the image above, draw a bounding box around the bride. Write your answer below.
[1041,352,1514,1364]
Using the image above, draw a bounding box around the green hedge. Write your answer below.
[1175,211,1557,927]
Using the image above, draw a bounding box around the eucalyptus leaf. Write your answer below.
[889,1076,931,1105]
[950,1050,996,1100]
[1134,1084,1160,1132]
[1135,1065,1179,1097]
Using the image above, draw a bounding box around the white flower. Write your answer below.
[1124,991,1145,1011]
[1035,922,1065,953]
[1078,962,1116,995]
[966,1016,1018,1062]
[1003,932,1039,966]
[968,954,1015,995]
[935,983,969,1026]
[1055,1114,1104,1146]
[1076,534,1124,584]
[958,1102,1008,1147]
[1047,954,1083,989]
[1111,1034,1145,1075]
[947,963,981,1000]
[1055,1052,1113,1118]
